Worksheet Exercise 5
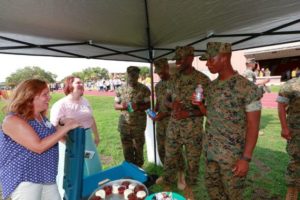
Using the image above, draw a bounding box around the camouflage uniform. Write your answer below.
[243,68,256,83]
[200,42,263,200]
[115,67,151,167]
[154,80,170,164]
[163,47,211,186]
[276,77,300,189]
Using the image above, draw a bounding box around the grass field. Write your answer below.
[0,93,291,199]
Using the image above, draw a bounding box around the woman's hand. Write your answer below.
[94,135,100,146]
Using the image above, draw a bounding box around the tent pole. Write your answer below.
[144,0,157,165]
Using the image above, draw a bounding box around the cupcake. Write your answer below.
[95,189,105,199]
[128,183,137,190]
[124,189,134,200]
[112,183,120,194]
[136,190,146,199]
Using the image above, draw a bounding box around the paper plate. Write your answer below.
[145,191,185,200]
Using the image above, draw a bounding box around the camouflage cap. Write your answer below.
[246,58,256,64]
[199,42,232,61]
[127,66,140,76]
[154,58,168,73]
[172,46,194,60]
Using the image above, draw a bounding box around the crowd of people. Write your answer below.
[0,41,299,200]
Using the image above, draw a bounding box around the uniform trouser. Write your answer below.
[163,117,203,186]
[120,127,145,167]
[286,128,300,189]
[156,117,170,165]
[205,160,246,200]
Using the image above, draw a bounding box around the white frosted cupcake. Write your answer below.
[128,183,137,190]
[112,183,120,194]
[95,189,106,199]
[136,190,147,199]
[124,189,133,200]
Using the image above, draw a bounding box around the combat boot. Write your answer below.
[285,187,298,200]
[184,186,195,200]
[155,176,171,191]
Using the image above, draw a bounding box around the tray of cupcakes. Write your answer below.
[89,179,148,200]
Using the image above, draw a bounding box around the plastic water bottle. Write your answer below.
[127,102,134,112]
[195,84,203,102]
[146,109,156,118]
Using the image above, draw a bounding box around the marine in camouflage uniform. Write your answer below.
[114,66,151,167]
[243,59,257,83]
[153,58,172,165]
[277,77,300,199]
[162,46,210,192]
[199,42,263,200]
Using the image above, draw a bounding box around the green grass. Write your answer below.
[270,85,281,93]
[0,94,290,199]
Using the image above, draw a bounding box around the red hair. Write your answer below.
[6,79,48,120]
[63,76,80,95]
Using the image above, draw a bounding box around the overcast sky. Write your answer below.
[0,54,150,82]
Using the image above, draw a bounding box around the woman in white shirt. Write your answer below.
[50,76,102,198]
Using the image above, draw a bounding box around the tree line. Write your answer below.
[4,66,150,88]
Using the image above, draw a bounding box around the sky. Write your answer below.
[0,54,150,82]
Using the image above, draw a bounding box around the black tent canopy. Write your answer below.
[1,0,300,63]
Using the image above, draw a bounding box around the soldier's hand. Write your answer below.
[281,127,292,140]
[232,160,249,177]
[121,102,128,110]
[131,102,138,111]
[154,112,167,121]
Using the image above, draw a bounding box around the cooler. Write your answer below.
[63,128,148,200]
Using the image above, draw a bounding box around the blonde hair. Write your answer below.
[5,79,48,120]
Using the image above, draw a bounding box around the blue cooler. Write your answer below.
[63,128,148,200]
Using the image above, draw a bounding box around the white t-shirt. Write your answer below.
[50,96,93,129]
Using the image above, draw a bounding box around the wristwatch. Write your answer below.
[241,156,251,162]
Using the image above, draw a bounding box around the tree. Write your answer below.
[139,66,150,79]
[6,66,57,87]
[71,67,109,82]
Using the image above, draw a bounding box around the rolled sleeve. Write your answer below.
[276,95,289,104]
[246,100,262,112]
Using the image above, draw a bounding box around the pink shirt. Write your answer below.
[50,96,94,129]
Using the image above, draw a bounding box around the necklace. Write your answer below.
[35,114,52,129]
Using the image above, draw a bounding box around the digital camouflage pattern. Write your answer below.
[115,82,151,166]
[277,77,300,188]
[172,46,194,60]
[285,129,300,188]
[243,68,257,83]
[204,74,262,199]
[155,79,172,164]
[205,161,246,200]
[277,77,300,129]
[163,68,211,186]
[154,58,168,74]
[199,42,232,61]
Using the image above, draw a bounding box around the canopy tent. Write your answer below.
[1,0,300,164]
[1,0,300,62]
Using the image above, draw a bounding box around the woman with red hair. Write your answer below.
[0,79,79,200]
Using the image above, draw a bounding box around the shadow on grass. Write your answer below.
[260,113,276,130]
[144,145,289,200]
[246,145,288,200]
